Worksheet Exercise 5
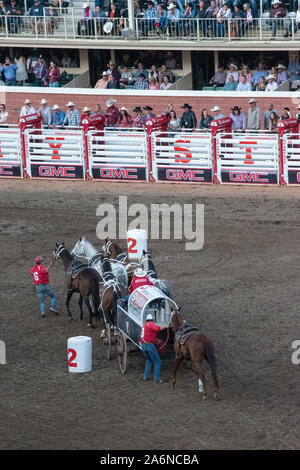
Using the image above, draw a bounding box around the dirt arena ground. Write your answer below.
[0,180,299,450]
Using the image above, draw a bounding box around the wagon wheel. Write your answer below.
[117,330,127,374]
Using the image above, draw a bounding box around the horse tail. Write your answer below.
[91,273,100,319]
[204,340,219,388]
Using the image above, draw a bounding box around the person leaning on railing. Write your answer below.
[28,0,44,35]
[77,3,94,36]
[6,0,23,34]
[45,5,59,34]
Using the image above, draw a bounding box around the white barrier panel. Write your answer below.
[87,130,148,181]
[281,133,300,185]
[216,133,279,185]
[152,131,212,183]
[0,127,22,178]
[24,128,85,179]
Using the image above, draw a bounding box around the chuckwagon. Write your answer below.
[116,285,178,373]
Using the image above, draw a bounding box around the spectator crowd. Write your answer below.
[4,96,298,131]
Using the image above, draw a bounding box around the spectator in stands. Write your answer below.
[105,98,120,128]
[165,53,177,69]
[38,99,52,127]
[206,0,219,37]
[107,2,121,35]
[266,73,278,91]
[167,2,181,36]
[33,55,48,87]
[255,76,266,91]
[77,3,94,36]
[226,63,239,83]
[237,74,252,91]
[230,105,246,131]
[168,110,181,132]
[231,4,245,37]
[180,103,197,130]
[0,0,7,20]
[247,99,261,130]
[0,56,17,86]
[80,106,92,125]
[160,75,172,89]
[269,0,286,38]
[281,107,291,120]
[269,111,279,132]
[210,105,224,120]
[132,106,144,128]
[252,62,268,87]
[242,3,253,33]
[276,64,289,86]
[149,77,160,89]
[91,104,105,117]
[51,104,65,127]
[223,74,238,90]
[20,98,36,117]
[63,102,81,127]
[149,65,159,81]
[48,60,60,87]
[117,106,133,128]
[264,103,279,129]
[270,66,278,82]
[155,4,168,35]
[119,66,134,88]
[107,73,120,89]
[284,5,300,36]
[15,55,28,85]
[200,109,213,129]
[6,0,22,34]
[0,103,8,125]
[107,61,121,84]
[159,64,174,84]
[142,1,157,36]
[216,3,232,37]
[134,62,149,81]
[94,71,108,89]
[45,5,59,35]
[195,1,208,37]
[134,72,149,90]
[28,0,44,35]
[288,53,300,90]
[142,106,155,125]
[209,65,226,88]
[93,5,105,35]
[239,65,252,83]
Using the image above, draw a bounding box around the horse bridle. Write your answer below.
[102,240,112,256]
[54,244,66,260]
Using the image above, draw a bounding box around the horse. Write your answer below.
[102,238,139,284]
[53,242,101,327]
[139,250,173,298]
[72,236,128,287]
[99,257,128,333]
[170,309,220,401]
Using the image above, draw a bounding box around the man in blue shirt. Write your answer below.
[134,73,149,90]
[142,1,157,36]
[288,53,300,90]
[51,104,65,128]
[252,62,268,87]
[0,57,18,86]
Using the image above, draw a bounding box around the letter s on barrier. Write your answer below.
[174,139,192,164]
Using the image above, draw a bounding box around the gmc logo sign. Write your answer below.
[287,170,300,185]
[158,167,212,183]
[92,167,146,181]
[30,164,84,179]
[222,171,277,184]
[0,165,21,177]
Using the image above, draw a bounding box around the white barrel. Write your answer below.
[67,336,92,373]
[127,229,148,260]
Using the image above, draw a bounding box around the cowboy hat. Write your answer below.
[82,2,89,8]
[40,98,47,104]
[134,268,147,277]
[181,103,192,109]
[66,101,75,107]
[248,98,257,104]
[102,71,108,76]
[83,106,91,112]
[167,2,176,8]
[106,98,117,107]
[133,106,142,113]
[229,63,238,69]
[143,106,153,111]
[266,74,276,80]
[211,105,221,112]
[103,21,113,34]
[24,98,31,104]
[52,104,60,110]
[277,64,286,69]
[120,106,128,111]
[231,105,241,111]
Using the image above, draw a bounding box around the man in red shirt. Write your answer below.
[140,312,164,383]
[30,256,59,318]
[129,268,154,294]
[80,106,91,126]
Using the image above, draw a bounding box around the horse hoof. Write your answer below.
[214,393,221,401]
[201,393,208,401]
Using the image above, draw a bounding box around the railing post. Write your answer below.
[259,17,262,40]
[64,13,67,39]
[228,18,231,41]
[43,8,47,38]
[72,8,75,38]
[196,18,200,41]
[4,15,8,38]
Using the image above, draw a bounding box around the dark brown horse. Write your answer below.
[102,238,138,284]
[170,310,220,400]
[53,242,101,327]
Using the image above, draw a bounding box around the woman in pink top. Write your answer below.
[239,65,252,83]
[117,107,133,128]
[149,77,159,90]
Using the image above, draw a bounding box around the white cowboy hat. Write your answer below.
[248,98,257,104]
[120,106,128,111]
[24,98,31,104]
[83,106,91,112]
[66,101,75,107]
[167,2,176,8]
[82,2,89,8]
[134,268,147,277]
[106,98,117,107]
[266,74,276,80]
[229,63,238,69]
[52,104,60,110]
[40,98,47,104]
[211,105,221,112]
[277,64,286,69]
[103,21,113,34]
[102,71,108,76]
[146,312,154,321]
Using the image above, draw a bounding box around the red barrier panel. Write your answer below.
[19,113,42,178]
[277,118,299,185]
[82,115,105,180]
[210,117,233,184]
[145,115,169,182]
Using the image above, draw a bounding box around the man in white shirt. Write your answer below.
[20,98,36,117]
[265,74,278,91]
[225,63,239,83]
[211,105,225,120]
[38,98,52,127]
[237,74,252,91]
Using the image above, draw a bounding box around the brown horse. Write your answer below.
[102,238,138,284]
[170,310,220,400]
[53,242,101,327]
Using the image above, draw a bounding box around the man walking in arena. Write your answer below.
[30,256,59,318]
[140,312,164,383]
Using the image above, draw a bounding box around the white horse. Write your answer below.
[139,251,173,299]
[71,237,128,287]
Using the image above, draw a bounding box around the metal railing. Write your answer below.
[0,15,299,41]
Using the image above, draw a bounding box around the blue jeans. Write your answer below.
[50,82,59,87]
[141,342,161,382]
[36,284,56,315]
[6,79,16,86]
